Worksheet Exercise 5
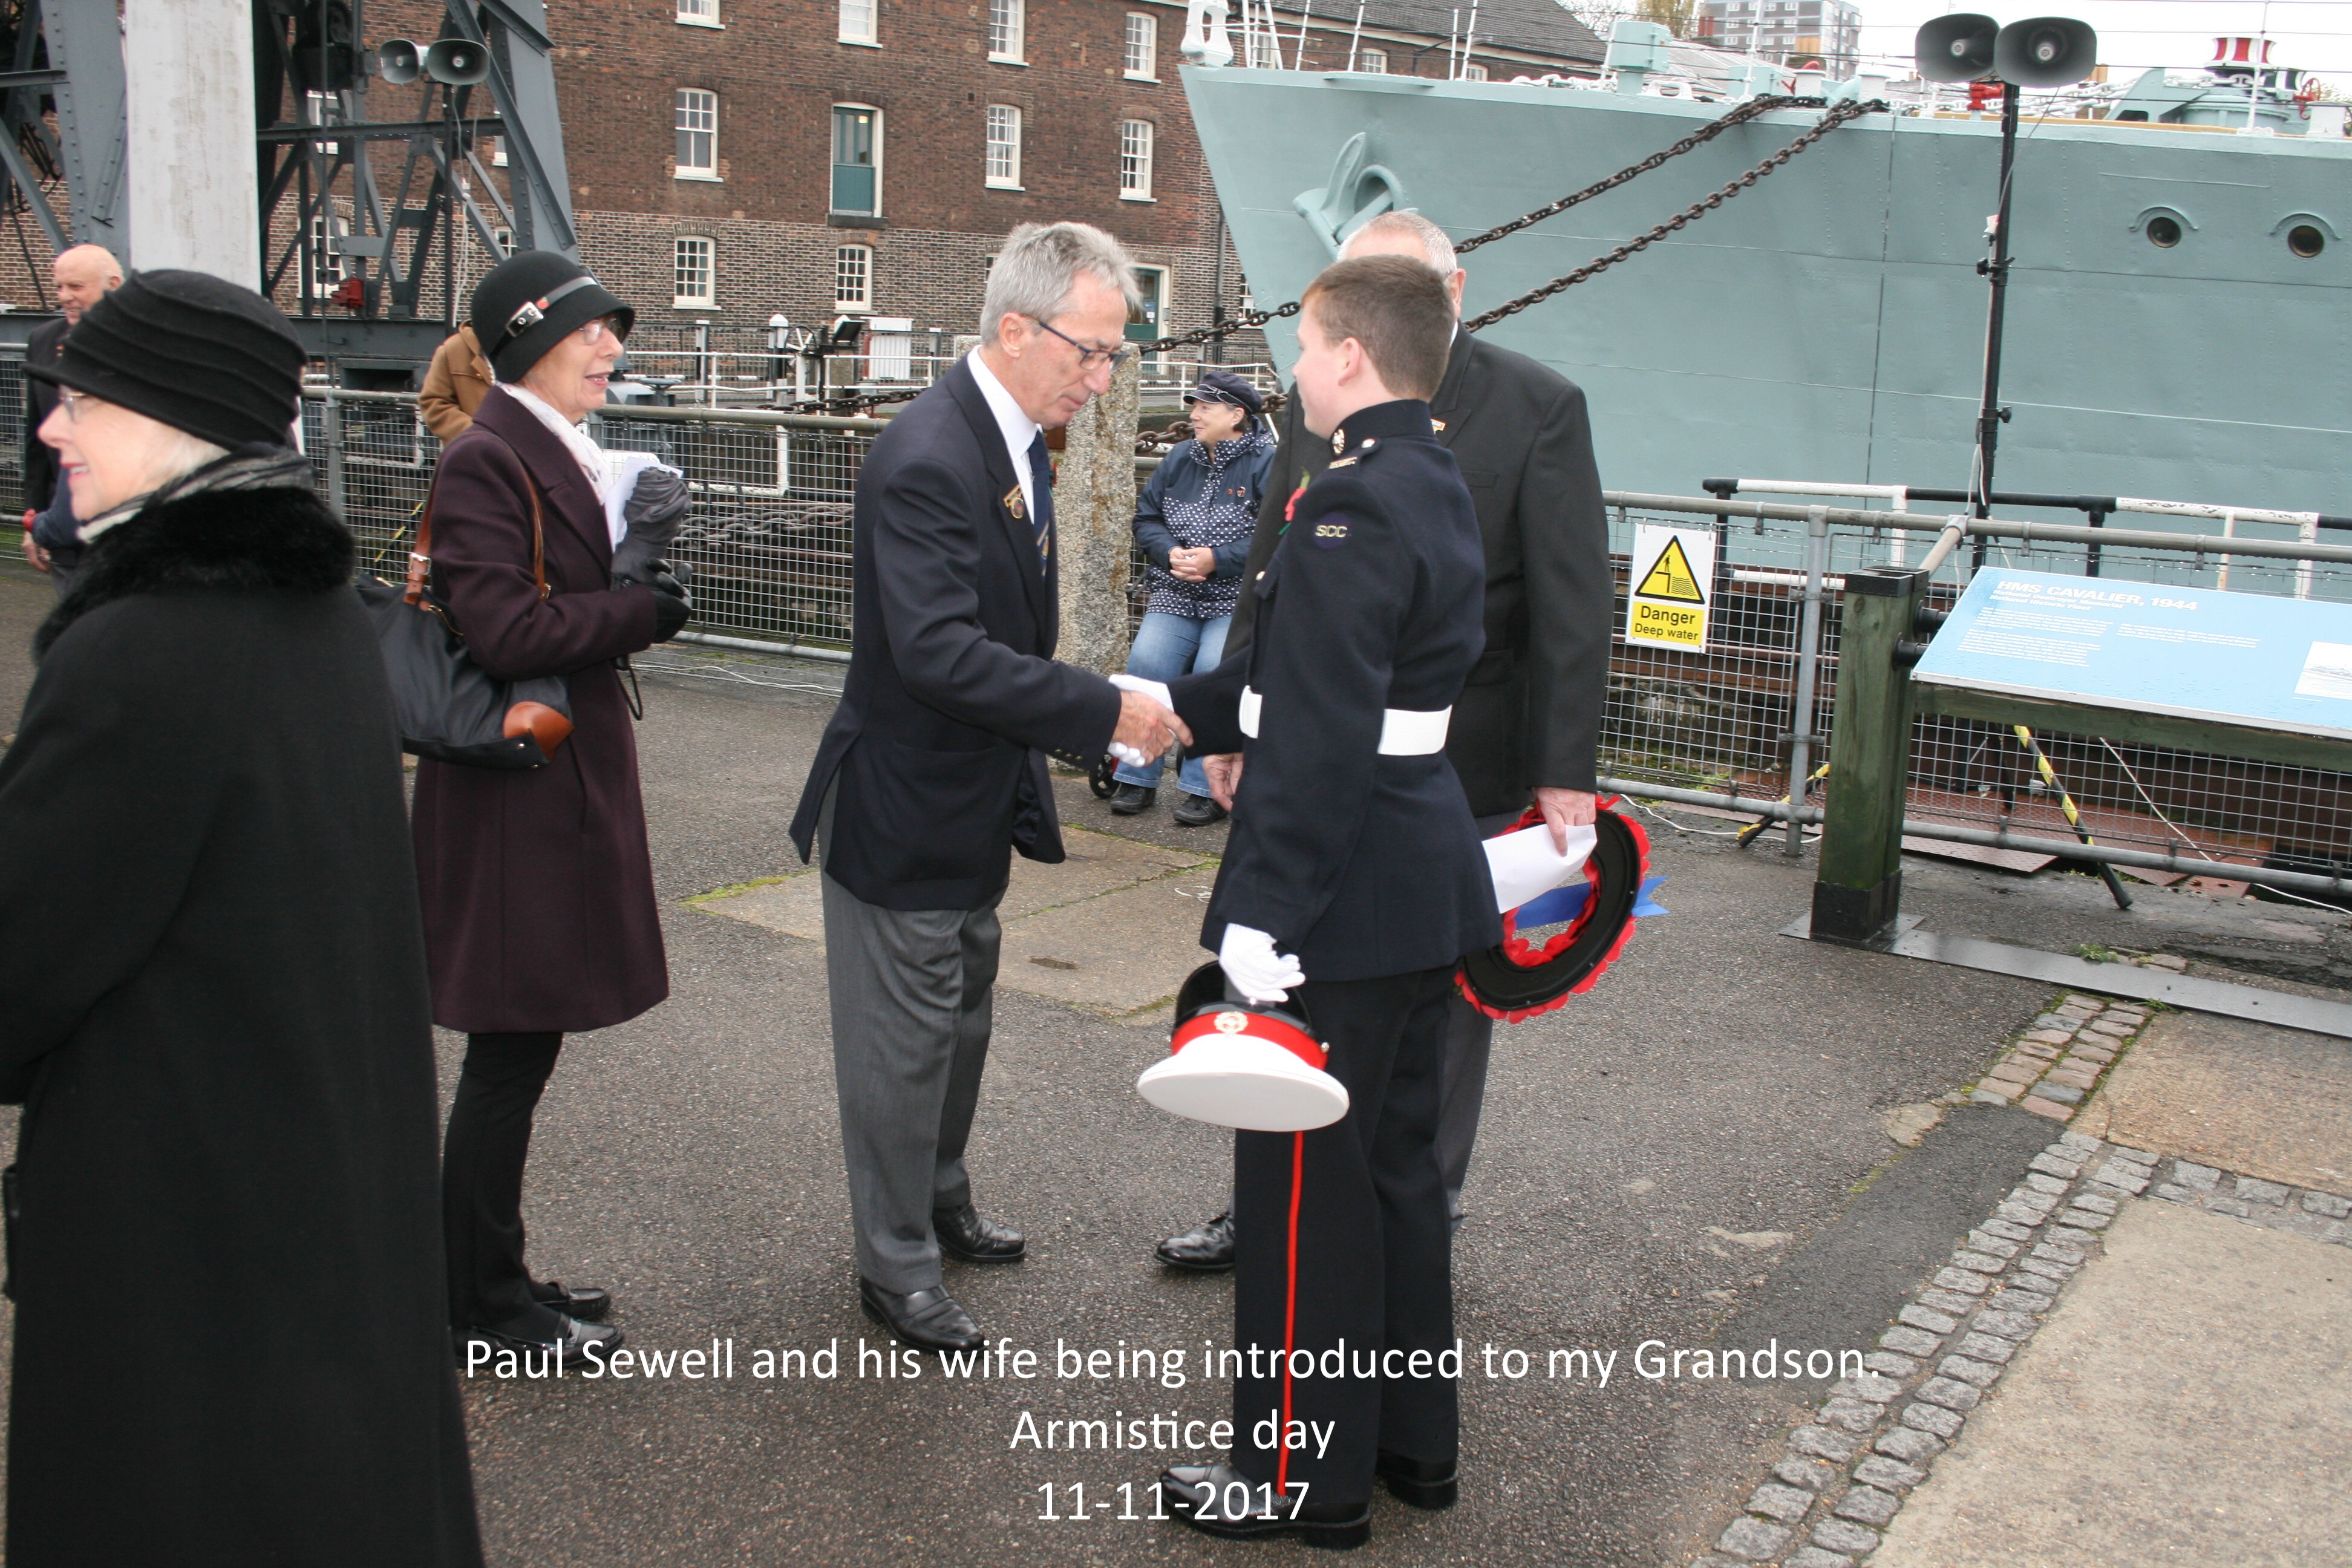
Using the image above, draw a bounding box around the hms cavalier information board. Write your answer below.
[1911,569,2352,740]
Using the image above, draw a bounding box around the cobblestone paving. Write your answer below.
[1684,984,2352,1567]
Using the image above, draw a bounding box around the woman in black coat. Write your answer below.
[0,272,482,1564]
[410,253,690,1360]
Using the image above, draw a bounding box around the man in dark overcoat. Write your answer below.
[1157,210,1613,1269]
[786,222,1186,1350]
[18,244,122,593]
[0,270,482,1564]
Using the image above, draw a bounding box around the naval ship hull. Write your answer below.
[1182,68,2350,515]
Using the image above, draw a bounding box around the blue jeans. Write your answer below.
[1116,610,1231,796]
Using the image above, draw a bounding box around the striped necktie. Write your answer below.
[1025,433,1054,576]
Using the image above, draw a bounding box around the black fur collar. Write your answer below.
[35,485,354,659]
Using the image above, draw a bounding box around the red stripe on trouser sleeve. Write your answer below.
[1276,1128,1304,1498]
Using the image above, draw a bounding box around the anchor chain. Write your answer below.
[1452,94,1823,255]
[1464,98,1885,332]
[806,97,1883,405]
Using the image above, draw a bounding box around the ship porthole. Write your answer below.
[2288,224,2325,258]
[2145,215,2182,249]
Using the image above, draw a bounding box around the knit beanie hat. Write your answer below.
[470,251,634,384]
[27,269,306,449]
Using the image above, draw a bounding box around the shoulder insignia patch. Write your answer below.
[1313,522,1349,548]
[1327,456,1357,469]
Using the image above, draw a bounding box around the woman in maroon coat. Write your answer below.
[412,253,691,1358]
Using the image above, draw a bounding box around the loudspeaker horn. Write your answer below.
[1994,17,2099,88]
[1914,13,1999,82]
[423,38,491,87]
[376,38,422,85]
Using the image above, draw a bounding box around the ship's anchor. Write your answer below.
[1293,132,1410,259]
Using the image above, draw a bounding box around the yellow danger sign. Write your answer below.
[1627,524,1716,651]
[1636,536,1706,603]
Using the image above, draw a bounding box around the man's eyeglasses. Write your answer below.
[1030,316,1132,371]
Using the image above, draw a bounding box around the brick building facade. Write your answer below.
[2,0,1601,375]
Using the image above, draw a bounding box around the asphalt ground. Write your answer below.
[2,567,2344,1565]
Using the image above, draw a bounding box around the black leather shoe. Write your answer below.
[457,1313,621,1371]
[858,1278,984,1351]
[934,1203,1026,1264]
[1375,1450,1459,1510]
[1172,792,1229,827]
[1156,1209,1236,1272]
[531,1279,612,1322]
[1161,1462,1371,1549]
[1109,783,1158,815]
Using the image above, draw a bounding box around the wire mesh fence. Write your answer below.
[13,377,2347,887]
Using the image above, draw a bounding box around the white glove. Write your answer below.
[1109,672,1174,710]
[1107,673,1177,769]
[1220,923,1305,1005]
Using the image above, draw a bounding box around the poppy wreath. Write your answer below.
[1457,799,1651,1023]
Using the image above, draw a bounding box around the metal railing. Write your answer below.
[607,350,1282,410]
[26,382,2342,897]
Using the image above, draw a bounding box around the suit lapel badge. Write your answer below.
[1004,485,1025,521]
[1430,417,1447,433]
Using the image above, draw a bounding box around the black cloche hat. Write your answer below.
[469,250,634,384]
[26,269,306,450]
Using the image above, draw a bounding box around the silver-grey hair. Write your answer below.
[981,222,1142,342]
[1344,210,1460,277]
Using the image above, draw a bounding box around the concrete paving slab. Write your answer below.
[2079,1010,2352,1197]
[693,825,1215,1013]
[1872,1199,2352,1567]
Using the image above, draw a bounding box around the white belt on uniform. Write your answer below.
[1236,686,1451,756]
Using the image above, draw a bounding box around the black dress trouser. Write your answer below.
[1229,965,1459,1518]
[442,1031,564,1331]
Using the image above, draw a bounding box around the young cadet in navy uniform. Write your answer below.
[1139,255,1502,1549]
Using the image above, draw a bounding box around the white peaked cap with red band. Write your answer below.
[1137,964,1350,1132]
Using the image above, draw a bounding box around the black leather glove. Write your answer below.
[647,577,692,643]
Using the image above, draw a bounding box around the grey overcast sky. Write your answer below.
[1847,1,2352,91]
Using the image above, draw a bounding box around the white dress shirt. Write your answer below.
[966,349,1043,525]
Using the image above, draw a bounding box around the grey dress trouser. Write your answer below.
[817,786,1005,1293]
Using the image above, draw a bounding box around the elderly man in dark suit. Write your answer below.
[1157,209,1613,1269]
[19,243,123,592]
[788,221,1187,1350]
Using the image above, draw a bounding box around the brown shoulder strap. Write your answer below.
[403,434,549,606]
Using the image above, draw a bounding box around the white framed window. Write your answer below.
[1357,47,1387,73]
[675,88,719,178]
[988,0,1024,62]
[677,0,721,24]
[985,105,1022,188]
[834,244,872,311]
[1124,13,1157,79]
[485,134,507,167]
[831,105,881,216]
[307,211,348,298]
[673,235,715,307]
[491,225,514,256]
[1119,118,1154,200]
[1462,62,1486,81]
[838,0,877,45]
[1244,27,1279,68]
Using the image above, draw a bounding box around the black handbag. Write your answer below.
[357,463,574,769]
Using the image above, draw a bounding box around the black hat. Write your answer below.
[470,251,633,383]
[27,270,306,450]
[1183,368,1266,426]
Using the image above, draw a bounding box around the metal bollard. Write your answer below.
[1811,564,1932,945]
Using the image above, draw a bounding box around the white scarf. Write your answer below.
[503,382,609,508]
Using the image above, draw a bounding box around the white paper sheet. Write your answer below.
[1483,823,1597,914]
